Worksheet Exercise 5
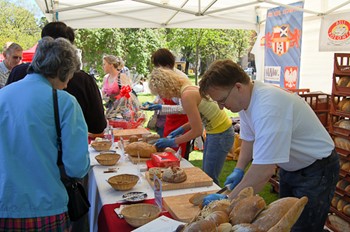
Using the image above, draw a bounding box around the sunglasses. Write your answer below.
[12,56,22,60]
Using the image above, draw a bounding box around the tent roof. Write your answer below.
[35,0,350,30]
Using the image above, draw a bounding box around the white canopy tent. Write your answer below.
[35,0,350,93]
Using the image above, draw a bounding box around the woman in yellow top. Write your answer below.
[149,68,234,185]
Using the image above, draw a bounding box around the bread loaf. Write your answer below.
[182,219,216,232]
[204,211,229,226]
[267,196,308,232]
[331,195,340,208]
[162,167,187,183]
[217,222,232,232]
[341,162,350,172]
[148,167,162,180]
[128,135,139,143]
[337,76,350,87]
[336,179,349,190]
[164,147,176,154]
[231,223,264,232]
[189,192,208,206]
[342,100,350,112]
[336,119,350,130]
[142,133,160,144]
[334,137,350,151]
[337,199,347,212]
[228,187,254,213]
[338,98,349,110]
[229,195,266,225]
[252,197,299,231]
[199,200,231,219]
[343,204,350,216]
[328,215,350,232]
[124,141,156,158]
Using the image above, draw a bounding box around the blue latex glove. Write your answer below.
[168,127,185,138]
[224,168,244,190]
[142,102,162,110]
[154,138,177,148]
[202,194,228,206]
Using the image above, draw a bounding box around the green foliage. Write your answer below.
[0,0,41,50]
[75,28,166,81]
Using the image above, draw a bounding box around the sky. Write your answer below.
[11,0,44,19]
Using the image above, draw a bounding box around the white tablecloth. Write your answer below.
[88,143,219,232]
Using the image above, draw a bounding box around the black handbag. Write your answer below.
[53,88,90,221]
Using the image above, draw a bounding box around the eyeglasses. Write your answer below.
[216,85,234,106]
[12,56,22,60]
[116,68,121,71]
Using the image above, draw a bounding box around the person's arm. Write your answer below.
[228,163,276,200]
[173,89,203,145]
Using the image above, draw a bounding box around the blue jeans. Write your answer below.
[203,126,234,185]
[279,149,339,232]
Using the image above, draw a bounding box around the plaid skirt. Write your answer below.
[0,212,70,232]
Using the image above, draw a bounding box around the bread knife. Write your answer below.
[216,185,228,194]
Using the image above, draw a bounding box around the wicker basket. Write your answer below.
[121,203,161,227]
[95,153,120,166]
[107,174,139,191]
[91,140,112,151]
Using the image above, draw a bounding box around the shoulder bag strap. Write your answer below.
[53,88,63,166]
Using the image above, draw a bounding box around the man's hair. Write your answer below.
[41,22,75,44]
[151,48,175,68]
[4,42,23,56]
[199,59,250,99]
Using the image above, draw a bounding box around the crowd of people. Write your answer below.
[0,21,339,232]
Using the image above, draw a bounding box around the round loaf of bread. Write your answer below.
[162,167,187,183]
[337,119,350,130]
[342,100,350,112]
[148,167,162,180]
[343,204,350,216]
[128,135,139,143]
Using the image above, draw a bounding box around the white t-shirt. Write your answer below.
[239,81,334,171]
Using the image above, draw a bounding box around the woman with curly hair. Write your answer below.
[149,67,234,185]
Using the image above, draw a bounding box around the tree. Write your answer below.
[167,28,254,83]
[0,0,41,50]
[75,28,166,84]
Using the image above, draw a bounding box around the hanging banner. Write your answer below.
[264,1,304,88]
[319,12,350,51]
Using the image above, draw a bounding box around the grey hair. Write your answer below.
[3,42,23,56]
[28,36,80,82]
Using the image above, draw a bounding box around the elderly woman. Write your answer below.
[149,68,234,185]
[0,37,90,231]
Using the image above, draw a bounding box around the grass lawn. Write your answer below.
[137,92,279,205]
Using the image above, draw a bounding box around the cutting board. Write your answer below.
[113,127,150,140]
[163,191,217,222]
[145,167,213,191]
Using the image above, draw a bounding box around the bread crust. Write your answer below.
[124,141,156,158]
[229,195,266,225]
[162,167,187,183]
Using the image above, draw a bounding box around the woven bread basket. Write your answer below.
[91,140,112,151]
[107,174,139,191]
[95,153,120,166]
[121,203,161,227]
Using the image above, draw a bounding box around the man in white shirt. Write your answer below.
[0,42,23,88]
[199,59,339,232]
